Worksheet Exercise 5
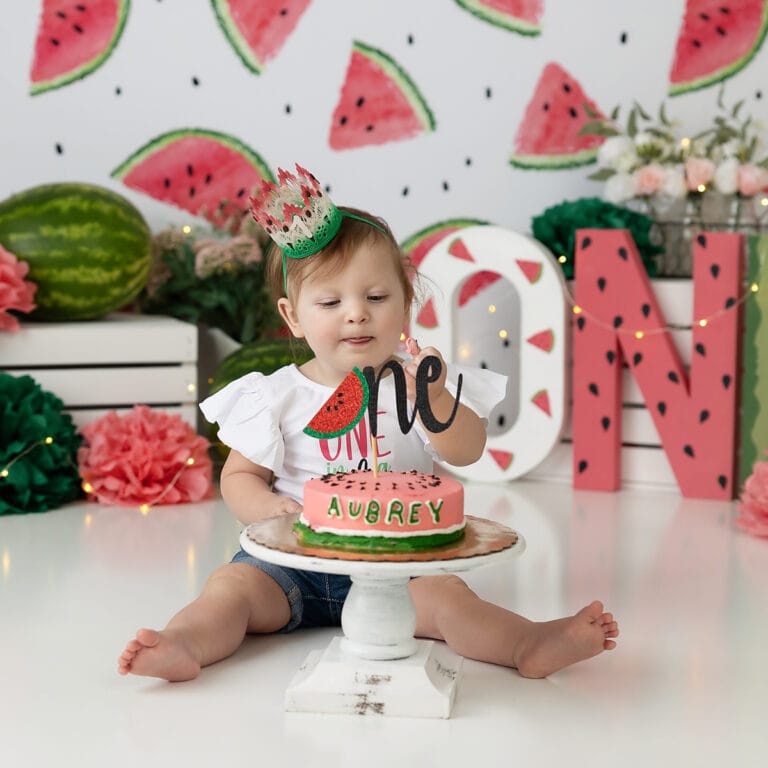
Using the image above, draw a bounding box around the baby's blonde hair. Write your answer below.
[265,206,415,313]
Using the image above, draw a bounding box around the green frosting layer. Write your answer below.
[292,521,464,553]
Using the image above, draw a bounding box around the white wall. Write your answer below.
[2,0,767,241]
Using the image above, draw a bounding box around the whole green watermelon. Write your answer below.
[0,183,152,320]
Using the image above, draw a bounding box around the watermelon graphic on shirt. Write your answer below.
[509,62,606,169]
[668,0,768,95]
[112,129,274,228]
[30,0,130,95]
[453,0,544,36]
[329,41,436,150]
[211,0,312,74]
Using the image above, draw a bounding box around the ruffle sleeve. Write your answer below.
[443,363,507,421]
[198,372,284,472]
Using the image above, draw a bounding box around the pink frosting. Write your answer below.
[302,470,464,537]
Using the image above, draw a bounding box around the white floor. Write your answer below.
[2,479,767,767]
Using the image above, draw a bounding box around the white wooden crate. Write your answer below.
[1,313,198,429]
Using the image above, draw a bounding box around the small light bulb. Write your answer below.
[698,318,708,327]
[488,304,496,313]
[558,255,567,264]
[751,282,760,293]
[399,332,406,342]
[182,225,192,234]
[761,197,768,208]
[0,469,8,478]
[187,383,196,393]
[44,436,54,444]
[680,137,691,149]
[573,305,583,315]
[697,184,707,193]
[139,504,150,515]
[635,330,644,340]
[82,481,94,494]
[186,457,195,466]
[499,329,508,339]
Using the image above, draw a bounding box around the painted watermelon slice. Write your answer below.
[509,62,606,169]
[669,0,768,95]
[329,41,436,150]
[526,329,555,352]
[112,129,274,228]
[454,0,543,35]
[30,0,130,95]
[304,368,370,439]
[211,0,312,74]
[516,258,543,283]
[401,218,488,268]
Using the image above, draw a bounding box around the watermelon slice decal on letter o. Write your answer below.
[329,41,436,150]
[112,129,274,228]
[30,0,130,95]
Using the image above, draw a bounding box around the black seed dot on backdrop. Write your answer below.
[576,316,585,330]
[465,157,472,166]
[601,417,611,431]
[606,350,616,364]
[324,184,331,193]
[633,352,643,366]
[442,181,449,191]
[641,303,651,317]
[581,236,592,249]
[718,475,727,488]
[402,186,409,197]
[620,31,628,44]
[711,264,720,278]
[192,76,200,86]
[725,297,735,309]
[757,90,763,99]
[280,8,288,15]
[578,460,588,474]
[684,445,695,457]
[700,409,710,423]
[542,102,550,111]
[285,104,291,114]
[356,96,365,107]
[695,343,706,356]
[723,374,732,389]
[55,143,63,154]
[658,401,667,415]
[597,277,606,291]
[407,34,414,44]
[618,247,628,260]
[588,382,599,396]
[668,371,680,383]
[613,315,623,328]
[365,125,374,132]
[503,338,510,347]
[485,87,492,98]
[339,115,347,125]
[115,86,122,95]
[697,234,707,247]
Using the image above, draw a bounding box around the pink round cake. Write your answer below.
[294,469,465,552]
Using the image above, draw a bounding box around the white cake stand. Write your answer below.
[240,514,525,718]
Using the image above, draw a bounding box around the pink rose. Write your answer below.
[78,406,214,507]
[0,245,37,331]
[736,453,768,537]
[685,157,715,191]
[634,164,665,196]
[737,164,768,197]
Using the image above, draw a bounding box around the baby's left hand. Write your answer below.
[404,344,448,403]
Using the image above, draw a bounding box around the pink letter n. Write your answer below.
[571,229,742,500]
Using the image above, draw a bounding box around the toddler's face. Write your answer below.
[279,243,408,386]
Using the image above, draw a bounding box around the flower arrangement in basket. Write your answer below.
[140,210,281,344]
[582,89,768,225]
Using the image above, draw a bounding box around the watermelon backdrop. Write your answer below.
[2,0,768,240]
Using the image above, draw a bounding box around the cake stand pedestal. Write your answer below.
[240,514,525,719]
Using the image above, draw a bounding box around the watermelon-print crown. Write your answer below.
[249,164,343,259]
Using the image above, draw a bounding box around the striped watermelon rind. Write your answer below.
[211,0,263,73]
[669,1,768,96]
[30,0,130,96]
[509,146,600,170]
[0,183,151,321]
[354,41,436,133]
[400,218,489,266]
[454,0,542,35]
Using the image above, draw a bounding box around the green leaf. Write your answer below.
[627,107,638,138]
[659,102,671,126]
[587,168,617,181]
[578,121,620,137]
[610,105,621,121]
[634,101,651,121]
[583,102,598,118]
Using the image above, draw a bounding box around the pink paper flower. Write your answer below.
[685,157,715,191]
[736,453,768,538]
[737,164,768,197]
[78,406,213,507]
[0,245,37,331]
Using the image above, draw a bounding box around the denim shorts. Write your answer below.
[231,548,352,633]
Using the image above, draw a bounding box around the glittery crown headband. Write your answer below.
[249,164,386,291]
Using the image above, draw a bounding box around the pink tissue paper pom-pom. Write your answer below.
[736,454,768,538]
[0,244,37,331]
[77,405,214,506]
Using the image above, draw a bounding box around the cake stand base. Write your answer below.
[286,636,462,718]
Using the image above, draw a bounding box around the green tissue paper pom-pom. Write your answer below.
[0,373,83,515]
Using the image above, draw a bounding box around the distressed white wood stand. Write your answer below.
[240,519,525,718]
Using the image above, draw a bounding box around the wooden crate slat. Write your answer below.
[66,404,199,429]
[2,313,197,366]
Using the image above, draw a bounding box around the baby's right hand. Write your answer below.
[267,496,302,517]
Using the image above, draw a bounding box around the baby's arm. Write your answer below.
[403,343,487,467]
[220,449,300,526]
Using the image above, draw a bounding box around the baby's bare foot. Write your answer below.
[118,628,201,682]
[515,601,619,679]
